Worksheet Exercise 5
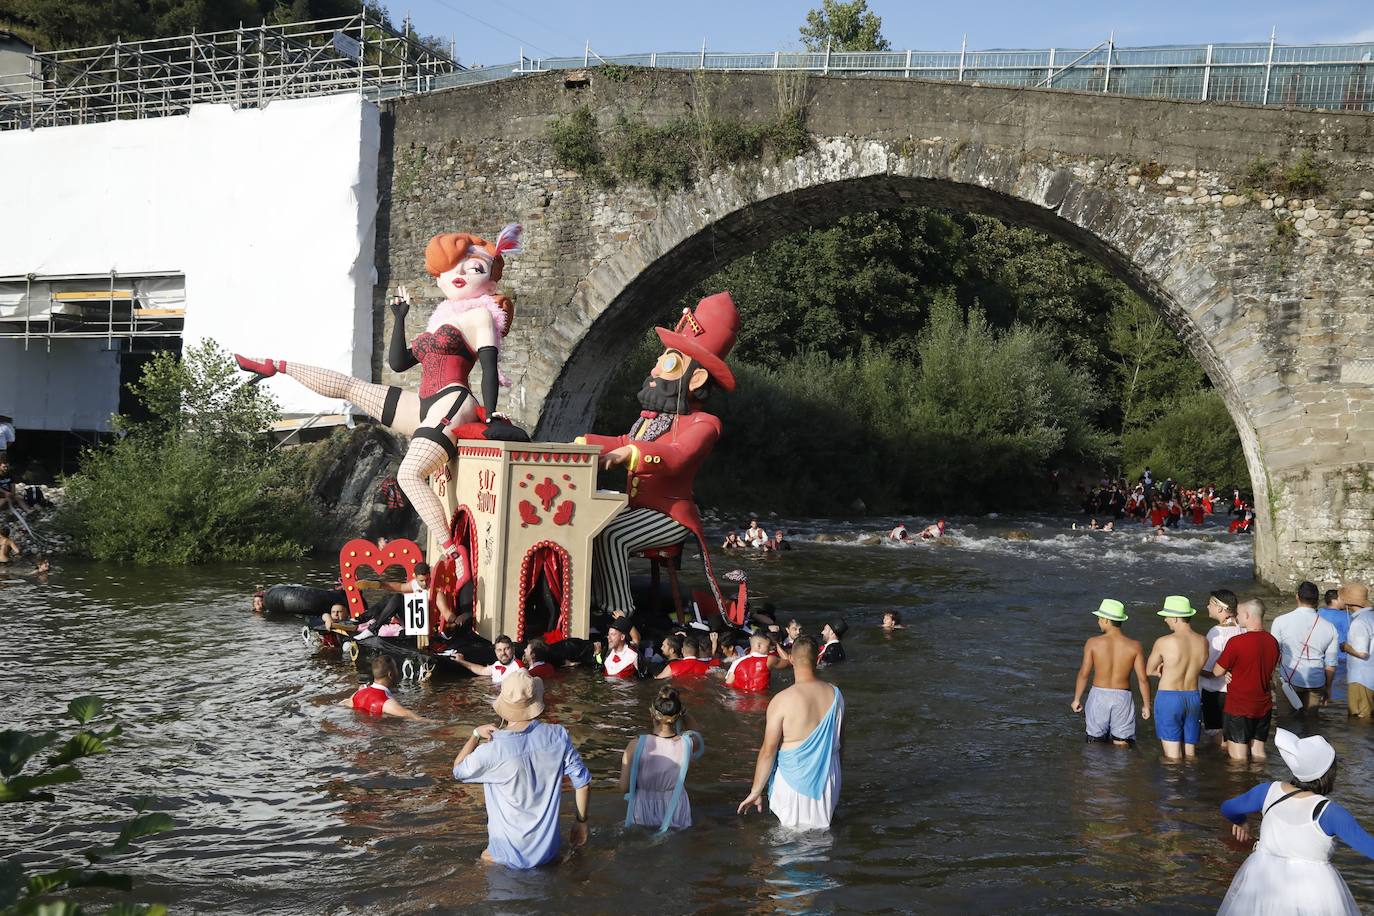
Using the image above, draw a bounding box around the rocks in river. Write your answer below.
[857,534,881,545]
[300,424,420,548]
[814,533,841,542]
[1003,530,1032,541]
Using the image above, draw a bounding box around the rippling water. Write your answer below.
[4,515,1372,914]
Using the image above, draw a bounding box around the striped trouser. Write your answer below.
[591,507,691,614]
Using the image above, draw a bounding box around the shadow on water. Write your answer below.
[4,515,1372,913]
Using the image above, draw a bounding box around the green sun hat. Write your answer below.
[1094,599,1128,621]
[1159,595,1197,617]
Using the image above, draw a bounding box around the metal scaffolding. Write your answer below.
[0,13,459,131]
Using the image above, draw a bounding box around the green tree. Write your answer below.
[1107,296,1205,434]
[1121,389,1249,488]
[57,340,322,564]
[798,0,892,51]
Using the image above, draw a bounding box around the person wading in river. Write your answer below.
[1071,600,1151,746]
[738,635,844,830]
[1200,589,1243,750]
[1213,598,1280,762]
[339,657,424,720]
[1145,596,1208,760]
[452,669,591,868]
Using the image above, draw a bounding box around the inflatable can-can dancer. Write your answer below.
[234,225,529,560]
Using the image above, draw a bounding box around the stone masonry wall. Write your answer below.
[377,69,1374,588]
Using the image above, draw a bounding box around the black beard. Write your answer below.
[637,374,685,414]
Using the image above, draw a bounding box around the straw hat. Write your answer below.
[1275,728,1336,782]
[1158,595,1197,618]
[1340,582,1370,608]
[492,669,544,721]
[1094,599,1128,621]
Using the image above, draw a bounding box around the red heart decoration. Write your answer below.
[535,477,560,511]
[518,499,541,527]
[553,500,575,526]
[338,537,423,617]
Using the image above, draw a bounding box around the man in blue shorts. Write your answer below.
[1146,595,1208,760]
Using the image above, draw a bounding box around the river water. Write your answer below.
[4,515,1372,914]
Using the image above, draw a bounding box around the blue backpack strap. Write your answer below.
[624,735,647,828]
[657,731,705,835]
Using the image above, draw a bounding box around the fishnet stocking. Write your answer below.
[397,436,453,547]
[282,362,390,421]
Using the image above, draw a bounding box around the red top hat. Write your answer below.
[654,292,739,392]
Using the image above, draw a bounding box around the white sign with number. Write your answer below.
[404,592,429,636]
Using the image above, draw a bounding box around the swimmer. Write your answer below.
[888,522,909,541]
[338,656,424,719]
[0,526,17,563]
[251,590,266,615]
[1146,596,1208,760]
[602,618,639,679]
[882,611,904,630]
[819,620,847,665]
[453,634,525,684]
[657,635,711,679]
[524,638,557,679]
[726,633,784,692]
[919,519,947,540]
[1070,600,1151,747]
[1102,521,1115,532]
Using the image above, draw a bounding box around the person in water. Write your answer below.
[602,618,639,679]
[1145,596,1208,760]
[1200,589,1243,748]
[918,519,946,540]
[1218,729,1374,915]
[726,632,785,692]
[452,634,525,684]
[657,635,711,679]
[1341,583,1374,718]
[818,620,847,665]
[782,618,802,648]
[882,611,904,630]
[1212,598,1280,762]
[251,590,266,615]
[618,686,705,831]
[452,669,591,869]
[523,639,557,679]
[1071,599,1151,746]
[737,636,844,831]
[339,657,424,720]
[0,526,18,563]
[888,522,909,541]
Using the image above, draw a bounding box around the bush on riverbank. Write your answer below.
[58,342,322,564]
[1121,388,1251,489]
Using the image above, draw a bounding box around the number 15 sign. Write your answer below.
[404,593,429,636]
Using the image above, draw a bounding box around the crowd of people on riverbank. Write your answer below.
[1078,467,1256,534]
[1070,580,1374,913]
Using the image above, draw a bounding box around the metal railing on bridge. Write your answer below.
[3,26,1372,130]
[454,34,1374,113]
[0,13,460,131]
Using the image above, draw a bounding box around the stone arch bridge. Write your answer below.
[375,68,1374,588]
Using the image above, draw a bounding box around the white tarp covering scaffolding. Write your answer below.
[0,93,380,423]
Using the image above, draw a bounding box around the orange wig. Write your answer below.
[424,232,504,282]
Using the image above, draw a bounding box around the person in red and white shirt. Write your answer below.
[727,633,786,692]
[657,634,711,679]
[454,635,525,684]
[603,618,639,680]
[338,657,424,720]
[524,638,558,679]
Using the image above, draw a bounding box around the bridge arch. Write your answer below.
[531,138,1274,573]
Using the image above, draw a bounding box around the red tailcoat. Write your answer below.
[580,407,720,545]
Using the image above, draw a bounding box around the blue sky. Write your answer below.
[394,0,1374,66]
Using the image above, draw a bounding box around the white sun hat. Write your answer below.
[1274,728,1336,782]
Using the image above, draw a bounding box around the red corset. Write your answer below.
[411,324,475,397]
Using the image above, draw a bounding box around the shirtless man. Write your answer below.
[1071,599,1151,746]
[0,526,18,563]
[737,636,844,830]
[1146,595,1208,759]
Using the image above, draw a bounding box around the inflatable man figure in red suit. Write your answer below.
[577,292,738,617]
